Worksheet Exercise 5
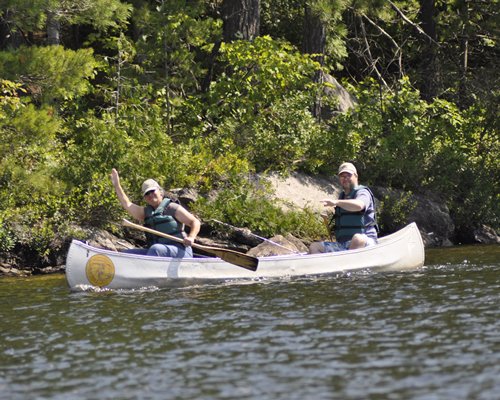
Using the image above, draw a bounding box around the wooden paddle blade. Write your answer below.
[210,249,258,271]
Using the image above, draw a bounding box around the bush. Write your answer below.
[0,215,15,254]
[315,77,499,233]
[192,178,324,241]
[377,191,417,235]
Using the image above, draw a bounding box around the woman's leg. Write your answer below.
[146,243,193,258]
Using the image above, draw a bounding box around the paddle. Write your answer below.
[122,219,258,271]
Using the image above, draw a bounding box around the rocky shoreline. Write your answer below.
[1,173,498,277]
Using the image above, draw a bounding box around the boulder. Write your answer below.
[371,187,455,247]
[321,72,358,117]
[454,224,500,245]
[472,225,500,244]
[247,234,308,257]
[86,229,135,252]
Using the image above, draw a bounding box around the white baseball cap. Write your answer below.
[141,179,161,195]
[338,162,358,175]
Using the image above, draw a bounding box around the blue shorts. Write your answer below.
[323,236,377,252]
[123,243,193,258]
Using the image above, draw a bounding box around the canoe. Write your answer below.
[65,222,425,290]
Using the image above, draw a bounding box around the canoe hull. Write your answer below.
[65,223,425,290]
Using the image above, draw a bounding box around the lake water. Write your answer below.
[1,245,499,399]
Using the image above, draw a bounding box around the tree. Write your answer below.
[302,3,326,64]
[0,45,98,106]
[417,0,439,100]
[130,0,220,134]
[0,0,131,47]
[222,0,260,42]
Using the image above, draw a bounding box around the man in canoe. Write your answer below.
[309,162,378,253]
[110,168,201,257]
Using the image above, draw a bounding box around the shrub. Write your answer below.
[192,178,324,241]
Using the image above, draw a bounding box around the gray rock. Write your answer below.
[473,225,500,244]
[247,235,306,257]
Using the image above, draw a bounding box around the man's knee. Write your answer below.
[349,234,367,249]
[309,241,325,254]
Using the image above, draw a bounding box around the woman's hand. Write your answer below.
[110,168,120,188]
[183,236,195,247]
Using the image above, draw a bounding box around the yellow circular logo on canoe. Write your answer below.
[85,254,115,287]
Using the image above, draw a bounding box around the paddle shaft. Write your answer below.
[122,219,258,271]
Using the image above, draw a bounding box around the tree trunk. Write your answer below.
[46,12,61,45]
[201,40,222,92]
[222,0,260,42]
[302,5,326,65]
[458,0,471,107]
[302,5,326,118]
[417,0,439,101]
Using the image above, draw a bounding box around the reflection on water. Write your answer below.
[1,245,499,400]
[425,243,500,266]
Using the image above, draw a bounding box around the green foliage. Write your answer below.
[1,103,61,164]
[378,191,417,234]
[201,36,324,172]
[133,1,220,91]
[67,174,122,228]
[0,46,98,105]
[192,180,324,240]
[210,36,320,116]
[316,77,499,232]
[67,0,132,31]
[249,93,323,171]
[0,79,64,215]
[3,192,73,261]
[61,97,192,188]
[95,32,140,114]
[59,102,256,225]
[0,215,15,253]
[434,0,498,103]
[188,144,253,192]
[261,0,305,45]
[429,101,500,231]
[0,0,48,31]
[260,0,349,70]
[0,0,131,33]
[0,79,24,108]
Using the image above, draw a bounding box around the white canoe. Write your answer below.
[65,222,424,290]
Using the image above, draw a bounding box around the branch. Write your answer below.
[361,13,400,52]
[361,12,403,77]
[388,0,439,45]
[359,16,392,91]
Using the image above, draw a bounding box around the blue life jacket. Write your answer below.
[334,185,378,243]
[144,198,183,245]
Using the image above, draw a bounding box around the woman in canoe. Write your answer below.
[110,168,201,258]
